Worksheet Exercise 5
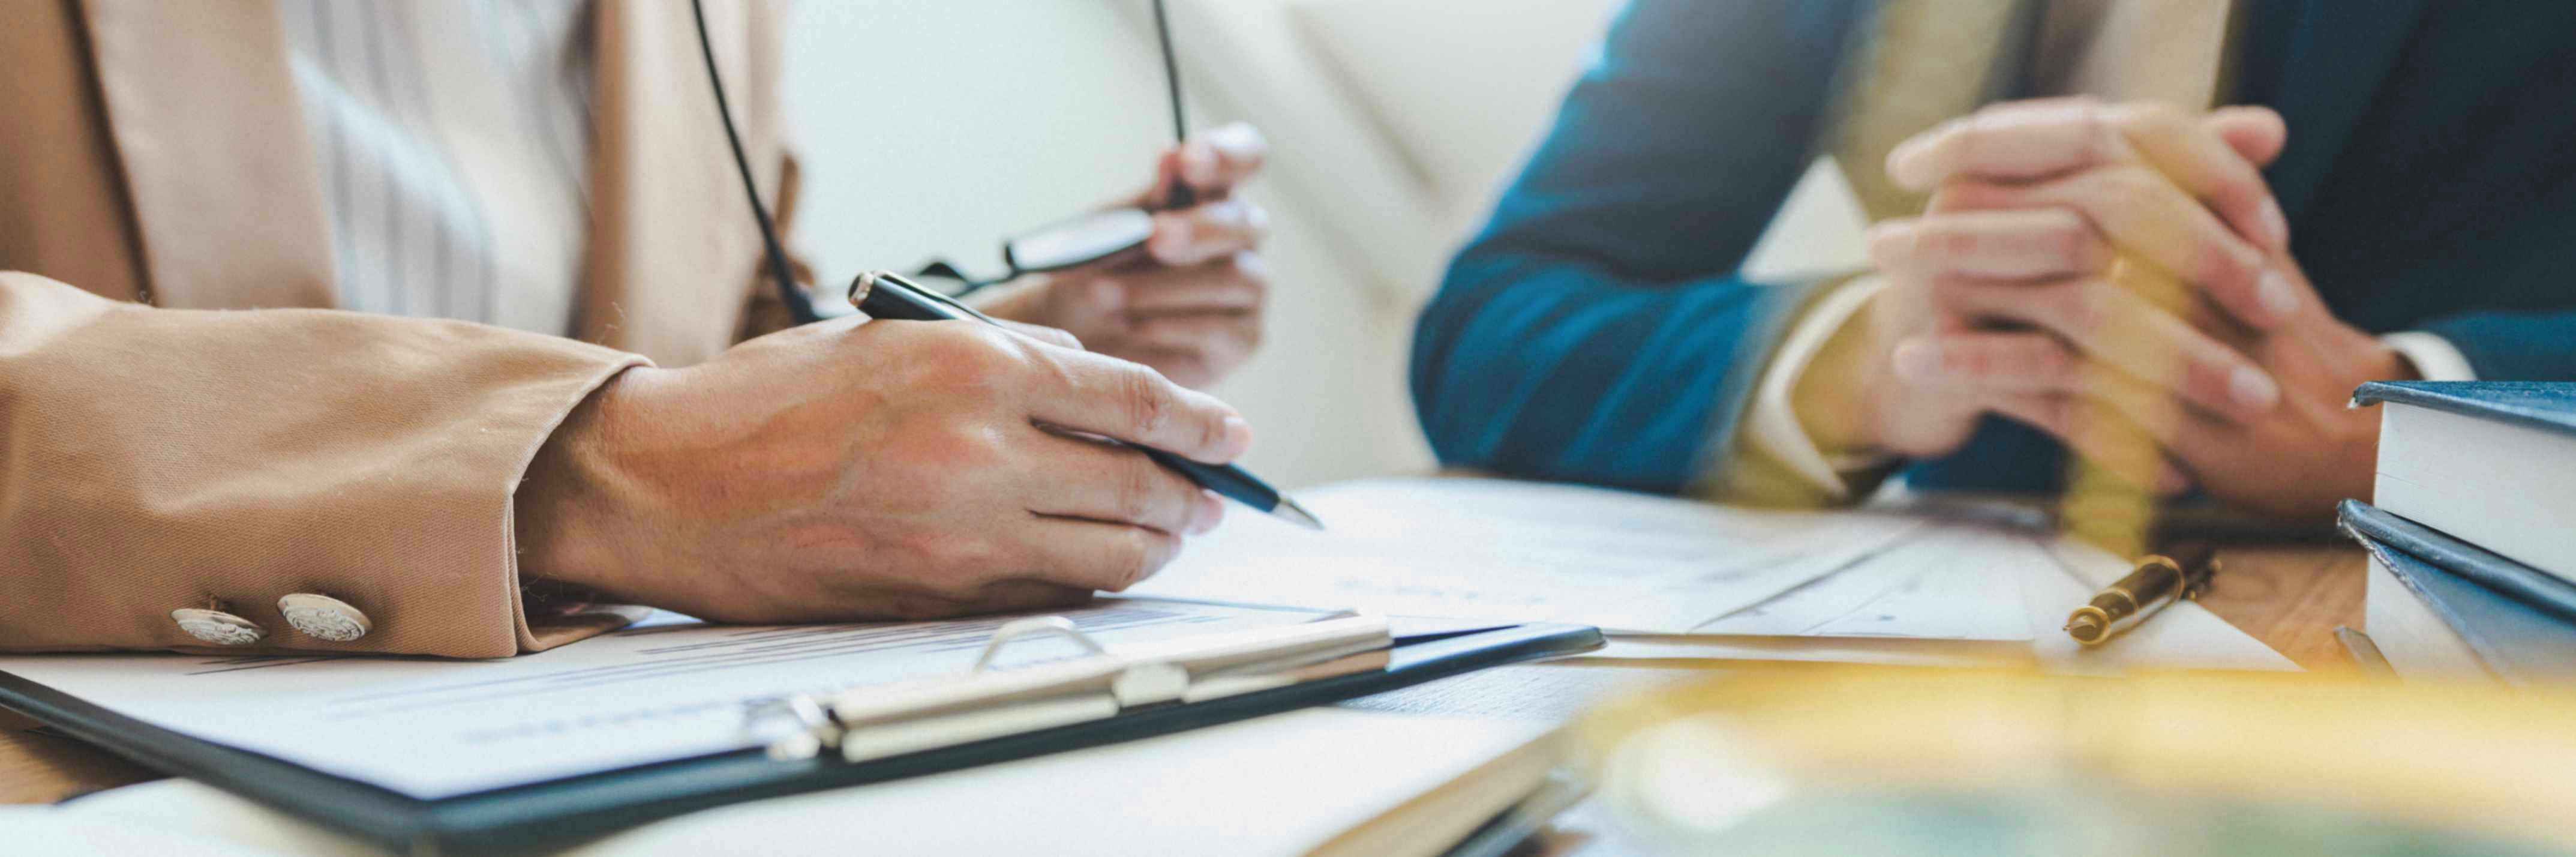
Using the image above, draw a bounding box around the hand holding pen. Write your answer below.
[852,271,1319,530]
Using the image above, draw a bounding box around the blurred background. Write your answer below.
[783,0,1870,488]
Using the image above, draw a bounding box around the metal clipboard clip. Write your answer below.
[744,611,1392,763]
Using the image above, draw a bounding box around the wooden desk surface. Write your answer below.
[0,544,2370,813]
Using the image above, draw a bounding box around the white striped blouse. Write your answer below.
[274,0,592,335]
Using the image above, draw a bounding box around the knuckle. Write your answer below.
[1926,222,1980,260]
[1865,220,1921,269]
[1926,182,2007,214]
[1956,341,1996,378]
[1098,532,1157,591]
[1115,455,1159,523]
[1118,364,1175,440]
[2112,101,2187,136]
[922,323,1025,380]
[2051,281,2110,335]
[2200,243,2264,289]
[2046,214,2103,268]
[2100,167,2163,211]
[2030,340,2079,386]
[1918,278,1971,315]
[2046,397,2084,435]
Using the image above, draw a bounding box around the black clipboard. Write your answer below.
[0,621,1601,855]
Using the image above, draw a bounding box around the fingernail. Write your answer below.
[2256,198,2290,248]
[1090,280,1125,311]
[2257,271,2299,322]
[1220,416,1253,456]
[2230,365,2281,411]
[1152,213,1196,259]
[1890,340,1942,381]
[1182,143,1219,185]
[1192,493,1225,535]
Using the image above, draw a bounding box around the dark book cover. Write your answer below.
[2339,501,2576,686]
[2352,380,2576,438]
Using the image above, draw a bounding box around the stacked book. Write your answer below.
[2346,381,2576,684]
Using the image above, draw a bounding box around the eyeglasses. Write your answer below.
[699,0,1193,323]
[865,0,1197,302]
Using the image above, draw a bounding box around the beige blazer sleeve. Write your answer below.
[0,272,647,658]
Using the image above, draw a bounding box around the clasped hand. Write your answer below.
[1800,98,2412,521]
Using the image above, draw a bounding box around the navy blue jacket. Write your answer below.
[1411,0,2576,496]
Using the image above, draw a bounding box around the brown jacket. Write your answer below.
[1,0,803,657]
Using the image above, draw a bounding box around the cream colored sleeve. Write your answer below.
[1738,276,1893,501]
[0,272,647,658]
[2380,331,2477,382]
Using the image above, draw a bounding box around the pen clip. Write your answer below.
[849,270,1006,325]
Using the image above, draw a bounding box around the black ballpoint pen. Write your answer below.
[847,270,1323,530]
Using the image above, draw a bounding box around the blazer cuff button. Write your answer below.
[280,594,373,642]
[172,607,266,646]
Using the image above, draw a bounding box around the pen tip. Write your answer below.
[1274,496,1324,531]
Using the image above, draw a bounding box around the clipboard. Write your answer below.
[0,619,1600,855]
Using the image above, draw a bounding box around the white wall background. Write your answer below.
[783,0,1863,488]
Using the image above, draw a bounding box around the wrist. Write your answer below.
[1791,292,1897,456]
[515,367,657,601]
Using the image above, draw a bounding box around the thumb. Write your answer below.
[2203,106,2288,168]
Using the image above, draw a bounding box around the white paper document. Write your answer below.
[1595,531,2296,671]
[1139,477,2293,672]
[1694,523,2038,641]
[0,599,1317,798]
[1136,478,1926,633]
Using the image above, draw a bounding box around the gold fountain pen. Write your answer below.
[2064,543,2218,646]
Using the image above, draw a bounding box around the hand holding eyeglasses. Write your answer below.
[979,122,1273,389]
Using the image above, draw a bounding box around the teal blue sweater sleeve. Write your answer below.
[1409,0,1857,493]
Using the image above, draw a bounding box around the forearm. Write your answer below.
[0,272,644,657]
[1410,254,1808,493]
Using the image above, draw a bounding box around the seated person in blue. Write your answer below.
[1410,0,2576,522]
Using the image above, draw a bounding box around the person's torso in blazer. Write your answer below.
[0,0,801,368]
